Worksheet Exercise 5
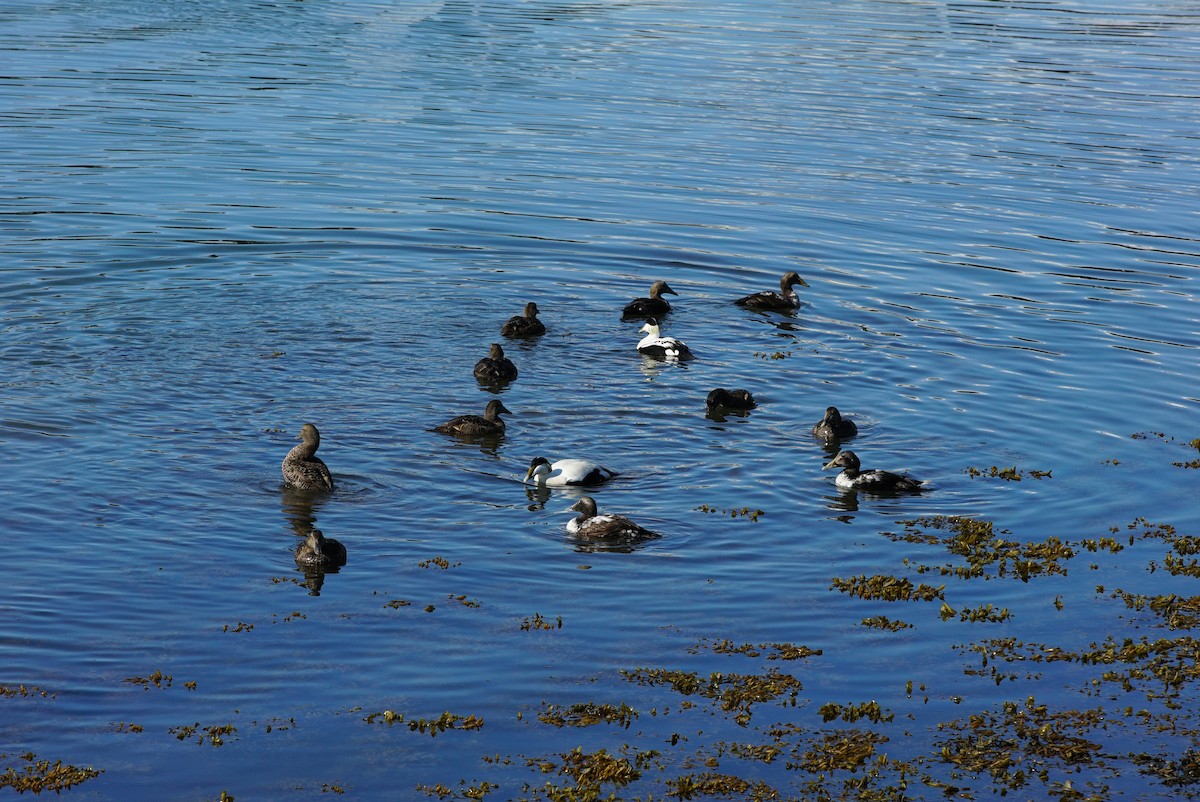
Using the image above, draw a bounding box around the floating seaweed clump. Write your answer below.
[538,701,638,729]
[829,574,945,602]
[520,746,660,801]
[1131,432,1200,468]
[169,722,238,747]
[0,685,54,699]
[818,700,894,725]
[695,504,765,522]
[666,771,781,800]
[1132,749,1200,788]
[965,465,1052,481]
[937,697,1104,796]
[894,516,1074,581]
[620,668,801,726]
[791,728,889,773]
[418,556,461,569]
[520,612,562,631]
[416,780,497,799]
[860,615,913,631]
[123,669,173,689]
[0,753,103,794]
[1109,589,1200,630]
[363,710,484,736]
[691,638,821,661]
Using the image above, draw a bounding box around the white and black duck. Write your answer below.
[282,423,335,492]
[294,529,347,568]
[474,342,518,384]
[812,406,858,440]
[706,388,756,413]
[500,301,546,338]
[524,456,617,487]
[623,280,677,318]
[565,496,656,541]
[435,399,511,437]
[734,271,809,311]
[637,317,694,360]
[822,450,923,492]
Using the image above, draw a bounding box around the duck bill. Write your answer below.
[821,458,839,469]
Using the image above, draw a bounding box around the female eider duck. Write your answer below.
[822,450,923,492]
[637,317,694,360]
[565,496,656,541]
[282,423,335,492]
[294,529,347,568]
[623,280,677,318]
[435,399,511,437]
[734,271,809,311]
[525,456,617,488]
[500,302,545,338]
[474,342,518,384]
[706,388,756,413]
[812,406,858,440]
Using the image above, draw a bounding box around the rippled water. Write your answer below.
[3,0,1200,799]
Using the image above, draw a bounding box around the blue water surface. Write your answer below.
[2,0,1199,799]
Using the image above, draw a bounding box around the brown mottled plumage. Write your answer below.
[436,399,512,437]
[734,271,809,311]
[501,302,545,338]
[566,496,656,541]
[473,342,518,384]
[294,529,347,568]
[812,406,858,440]
[282,423,334,492]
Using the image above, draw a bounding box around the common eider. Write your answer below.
[474,342,518,384]
[525,456,617,487]
[565,496,656,541]
[734,271,809,311]
[822,450,923,492]
[282,423,335,492]
[706,388,756,413]
[435,399,511,437]
[812,406,858,440]
[623,280,677,318]
[294,529,347,568]
[637,317,694,360]
[501,302,545,338]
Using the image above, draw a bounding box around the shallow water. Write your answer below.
[3,0,1200,799]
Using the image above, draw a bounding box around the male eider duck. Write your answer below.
[734,271,809,311]
[435,399,511,437]
[706,388,756,413]
[822,450,923,492]
[525,456,617,487]
[637,317,694,360]
[623,280,677,318]
[294,529,347,568]
[812,406,858,440]
[282,423,335,492]
[474,342,518,384]
[501,302,545,338]
[565,496,656,541]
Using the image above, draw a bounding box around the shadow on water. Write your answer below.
[566,529,662,555]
